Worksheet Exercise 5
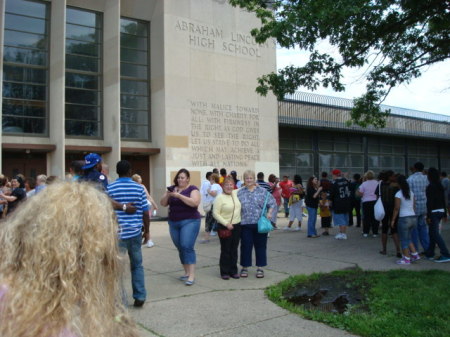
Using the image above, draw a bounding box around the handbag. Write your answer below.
[258,192,273,234]
[374,182,385,221]
[217,193,235,239]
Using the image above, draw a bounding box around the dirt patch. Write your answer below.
[283,272,369,314]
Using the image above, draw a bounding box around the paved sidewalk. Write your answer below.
[126,216,450,337]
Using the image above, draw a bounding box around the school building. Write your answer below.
[0,0,449,214]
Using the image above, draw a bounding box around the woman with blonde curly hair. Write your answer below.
[0,182,140,337]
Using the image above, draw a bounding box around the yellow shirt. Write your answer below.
[213,190,241,225]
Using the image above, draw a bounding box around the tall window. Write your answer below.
[120,18,150,140]
[2,0,49,135]
[65,7,102,137]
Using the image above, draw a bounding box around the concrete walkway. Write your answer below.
[125,216,450,337]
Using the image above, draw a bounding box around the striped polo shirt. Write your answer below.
[107,177,149,240]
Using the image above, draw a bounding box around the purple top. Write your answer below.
[168,185,201,221]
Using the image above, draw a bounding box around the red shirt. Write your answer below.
[279,179,293,199]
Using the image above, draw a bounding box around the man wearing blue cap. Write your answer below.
[80,153,108,190]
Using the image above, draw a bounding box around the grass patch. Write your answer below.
[266,269,450,337]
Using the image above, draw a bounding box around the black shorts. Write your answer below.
[321,216,331,228]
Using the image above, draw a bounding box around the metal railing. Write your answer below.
[280,92,450,139]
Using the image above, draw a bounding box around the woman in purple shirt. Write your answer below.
[160,168,201,285]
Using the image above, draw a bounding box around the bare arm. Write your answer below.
[391,197,401,227]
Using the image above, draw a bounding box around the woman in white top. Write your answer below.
[391,175,420,265]
[200,173,223,243]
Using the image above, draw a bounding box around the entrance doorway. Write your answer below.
[2,152,47,179]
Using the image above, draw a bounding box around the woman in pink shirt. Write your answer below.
[268,174,282,228]
[357,170,380,237]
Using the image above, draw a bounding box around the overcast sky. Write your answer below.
[277,47,450,116]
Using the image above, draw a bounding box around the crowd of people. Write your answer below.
[0,156,449,335]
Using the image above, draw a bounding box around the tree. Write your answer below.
[229,0,450,127]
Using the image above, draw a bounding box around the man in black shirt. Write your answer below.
[330,169,351,240]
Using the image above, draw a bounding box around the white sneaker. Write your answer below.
[210,231,217,236]
[283,227,293,231]
[341,233,347,240]
[362,233,368,238]
[294,227,301,231]
[146,240,154,248]
[335,233,343,239]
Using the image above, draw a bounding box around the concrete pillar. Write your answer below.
[0,0,5,172]
[48,0,66,177]
[103,0,121,180]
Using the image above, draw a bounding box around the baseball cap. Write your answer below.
[332,169,342,176]
[230,170,237,175]
[82,153,102,170]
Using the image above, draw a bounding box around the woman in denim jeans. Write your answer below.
[161,168,201,285]
[424,168,450,263]
[391,175,420,265]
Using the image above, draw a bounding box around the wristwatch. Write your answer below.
[122,204,127,211]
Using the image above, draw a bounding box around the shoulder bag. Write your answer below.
[258,192,273,234]
[374,181,385,221]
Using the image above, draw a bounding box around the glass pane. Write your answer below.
[380,145,392,153]
[6,0,46,18]
[120,34,147,49]
[5,13,46,34]
[66,73,98,89]
[3,65,46,83]
[121,79,148,95]
[66,54,99,72]
[66,24,98,43]
[349,142,362,152]
[65,88,98,105]
[3,82,46,100]
[120,63,148,79]
[319,141,333,151]
[121,48,147,64]
[335,142,347,152]
[368,155,379,168]
[296,153,311,167]
[121,19,148,36]
[279,152,295,167]
[66,39,99,57]
[4,30,47,49]
[66,104,99,121]
[333,154,347,167]
[66,8,97,27]
[121,109,148,123]
[319,153,332,168]
[120,94,148,109]
[279,137,294,150]
[349,155,363,167]
[3,46,47,66]
[65,120,99,137]
[3,99,45,117]
[3,116,45,134]
[121,124,148,139]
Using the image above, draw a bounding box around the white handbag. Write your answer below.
[374,182,385,221]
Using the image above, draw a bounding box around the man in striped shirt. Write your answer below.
[107,160,149,307]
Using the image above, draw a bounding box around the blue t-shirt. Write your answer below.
[107,177,149,239]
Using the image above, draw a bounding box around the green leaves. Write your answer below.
[229,0,450,128]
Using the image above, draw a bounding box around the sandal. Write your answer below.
[240,268,248,278]
[256,268,264,278]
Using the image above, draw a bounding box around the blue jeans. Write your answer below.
[240,223,268,267]
[306,207,318,236]
[283,197,289,215]
[411,214,429,251]
[425,212,450,258]
[168,218,201,265]
[119,234,146,301]
[397,216,417,250]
